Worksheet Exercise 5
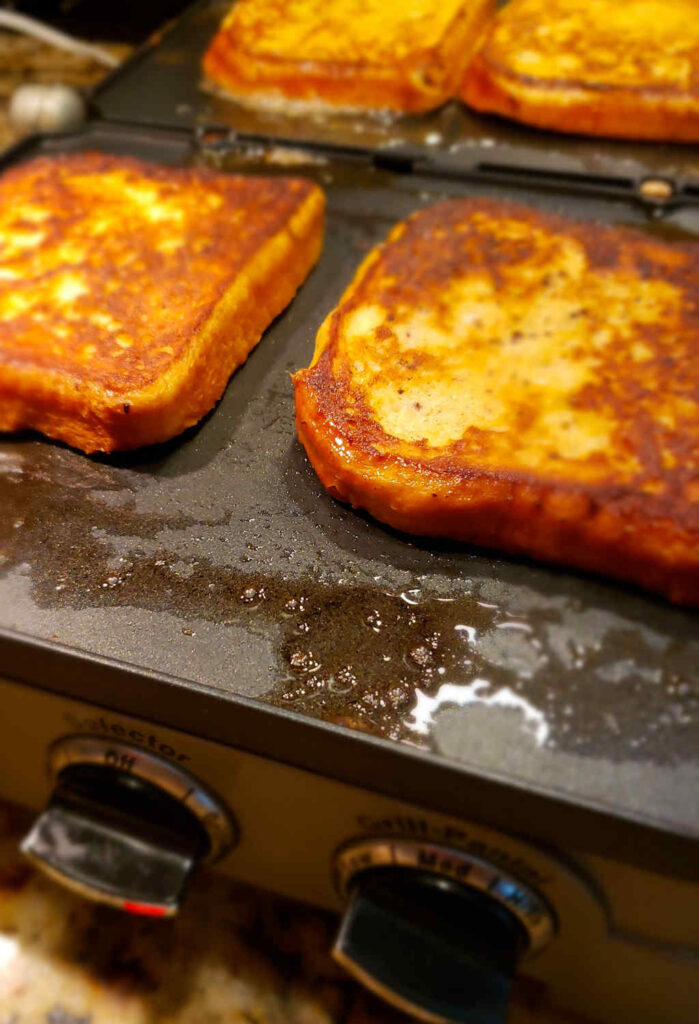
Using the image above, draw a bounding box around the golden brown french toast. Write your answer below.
[0,153,324,454]
[461,0,699,141]
[203,0,494,114]
[294,199,699,605]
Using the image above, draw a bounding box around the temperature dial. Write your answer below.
[334,840,555,1024]
[21,736,236,916]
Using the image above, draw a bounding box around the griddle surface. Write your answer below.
[0,125,697,846]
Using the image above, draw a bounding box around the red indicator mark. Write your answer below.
[123,900,169,917]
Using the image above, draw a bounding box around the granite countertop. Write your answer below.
[0,30,591,1024]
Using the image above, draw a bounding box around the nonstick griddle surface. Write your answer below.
[0,124,697,849]
[93,0,699,184]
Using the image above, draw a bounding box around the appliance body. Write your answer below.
[1,674,698,1024]
[0,23,698,1015]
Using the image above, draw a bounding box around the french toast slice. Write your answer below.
[294,199,699,605]
[461,0,699,141]
[203,0,494,114]
[0,152,324,454]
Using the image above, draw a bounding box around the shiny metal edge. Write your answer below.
[334,838,556,956]
[21,844,178,916]
[48,734,237,862]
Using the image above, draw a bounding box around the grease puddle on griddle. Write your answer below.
[0,445,697,765]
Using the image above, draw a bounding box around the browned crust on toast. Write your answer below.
[294,199,699,605]
[462,53,699,141]
[0,153,325,452]
[460,0,699,141]
[203,0,494,114]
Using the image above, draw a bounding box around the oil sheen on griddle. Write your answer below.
[1,446,696,767]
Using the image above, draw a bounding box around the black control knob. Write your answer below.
[334,868,529,1024]
[22,737,236,916]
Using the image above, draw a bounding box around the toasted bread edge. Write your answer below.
[295,368,699,606]
[461,54,699,142]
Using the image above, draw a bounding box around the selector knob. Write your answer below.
[333,841,555,1024]
[21,736,236,916]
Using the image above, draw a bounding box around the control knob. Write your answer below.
[21,736,236,916]
[333,840,555,1024]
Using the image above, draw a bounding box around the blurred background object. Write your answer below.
[0,0,191,41]
[9,80,87,132]
[0,9,119,65]
[0,16,131,147]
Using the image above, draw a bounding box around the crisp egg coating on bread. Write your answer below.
[0,152,324,453]
[204,0,494,114]
[461,0,699,141]
[294,198,699,605]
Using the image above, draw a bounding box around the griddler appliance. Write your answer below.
[0,112,698,1024]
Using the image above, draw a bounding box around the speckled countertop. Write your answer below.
[0,31,593,1024]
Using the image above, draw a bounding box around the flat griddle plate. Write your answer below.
[0,123,697,875]
[93,0,699,184]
